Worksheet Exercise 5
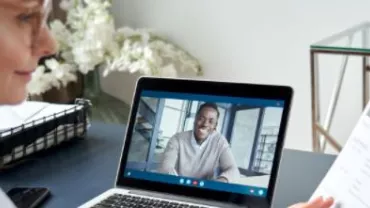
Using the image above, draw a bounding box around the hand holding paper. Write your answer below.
[311,101,370,207]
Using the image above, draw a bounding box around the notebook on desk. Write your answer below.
[79,77,293,208]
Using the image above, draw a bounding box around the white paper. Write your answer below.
[0,188,16,208]
[0,101,48,131]
[11,101,49,122]
[311,102,370,207]
[0,106,24,131]
[29,103,82,122]
[0,101,82,133]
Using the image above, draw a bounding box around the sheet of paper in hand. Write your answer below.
[0,188,16,208]
[311,101,370,207]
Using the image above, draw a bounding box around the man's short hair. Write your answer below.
[196,102,220,118]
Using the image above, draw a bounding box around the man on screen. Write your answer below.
[158,102,240,183]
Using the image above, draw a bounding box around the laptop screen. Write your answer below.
[123,89,285,198]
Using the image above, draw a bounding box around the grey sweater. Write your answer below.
[158,130,240,183]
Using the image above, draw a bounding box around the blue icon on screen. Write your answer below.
[199,181,204,187]
[186,179,191,185]
[127,172,131,176]
[258,190,264,196]
[179,178,185,184]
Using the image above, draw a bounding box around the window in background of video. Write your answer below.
[230,108,260,173]
[154,99,187,162]
[252,107,283,174]
[127,97,159,167]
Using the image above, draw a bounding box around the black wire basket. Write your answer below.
[0,99,92,170]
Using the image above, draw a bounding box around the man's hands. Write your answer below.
[288,196,334,208]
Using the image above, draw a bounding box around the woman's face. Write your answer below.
[0,0,56,105]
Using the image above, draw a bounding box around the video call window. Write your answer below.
[127,94,283,189]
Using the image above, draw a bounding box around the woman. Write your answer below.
[0,0,334,207]
[0,0,56,105]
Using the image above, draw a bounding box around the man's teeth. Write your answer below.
[199,128,207,133]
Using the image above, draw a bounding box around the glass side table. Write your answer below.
[310,22,370,153]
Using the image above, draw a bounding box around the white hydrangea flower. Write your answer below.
[103,27,201,78]
[27,59,78,95]
[159,64,177,78]
[45,58,59,71]
[49,20,71,52]
[27,66,48,95]
[57,63,78,86]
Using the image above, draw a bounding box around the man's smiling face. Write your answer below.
[194,106,218,142]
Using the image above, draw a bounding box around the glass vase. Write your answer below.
[83,69,101,100]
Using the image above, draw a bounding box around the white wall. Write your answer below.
[102,0,370,153]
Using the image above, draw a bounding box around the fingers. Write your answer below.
[288,202,306,208]
[288,196,334,208]
[308,196,326,207]
[321,197,334,208]
[307,196,334,208]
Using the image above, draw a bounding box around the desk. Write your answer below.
[0,122,336,208]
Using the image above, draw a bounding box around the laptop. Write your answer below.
[79,77,293,208]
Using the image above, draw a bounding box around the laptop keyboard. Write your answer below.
[90,194,209,208]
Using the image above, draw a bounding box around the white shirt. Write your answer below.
[159,130,240,182]
[190,131,211,151]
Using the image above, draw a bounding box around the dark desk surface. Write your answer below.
[0,122,336,208]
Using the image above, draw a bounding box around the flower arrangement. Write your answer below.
[104,27,202,78]
[27,0,202,96]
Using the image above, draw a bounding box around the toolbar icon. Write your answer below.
[199,181,205,187]
[258,190,264,196]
